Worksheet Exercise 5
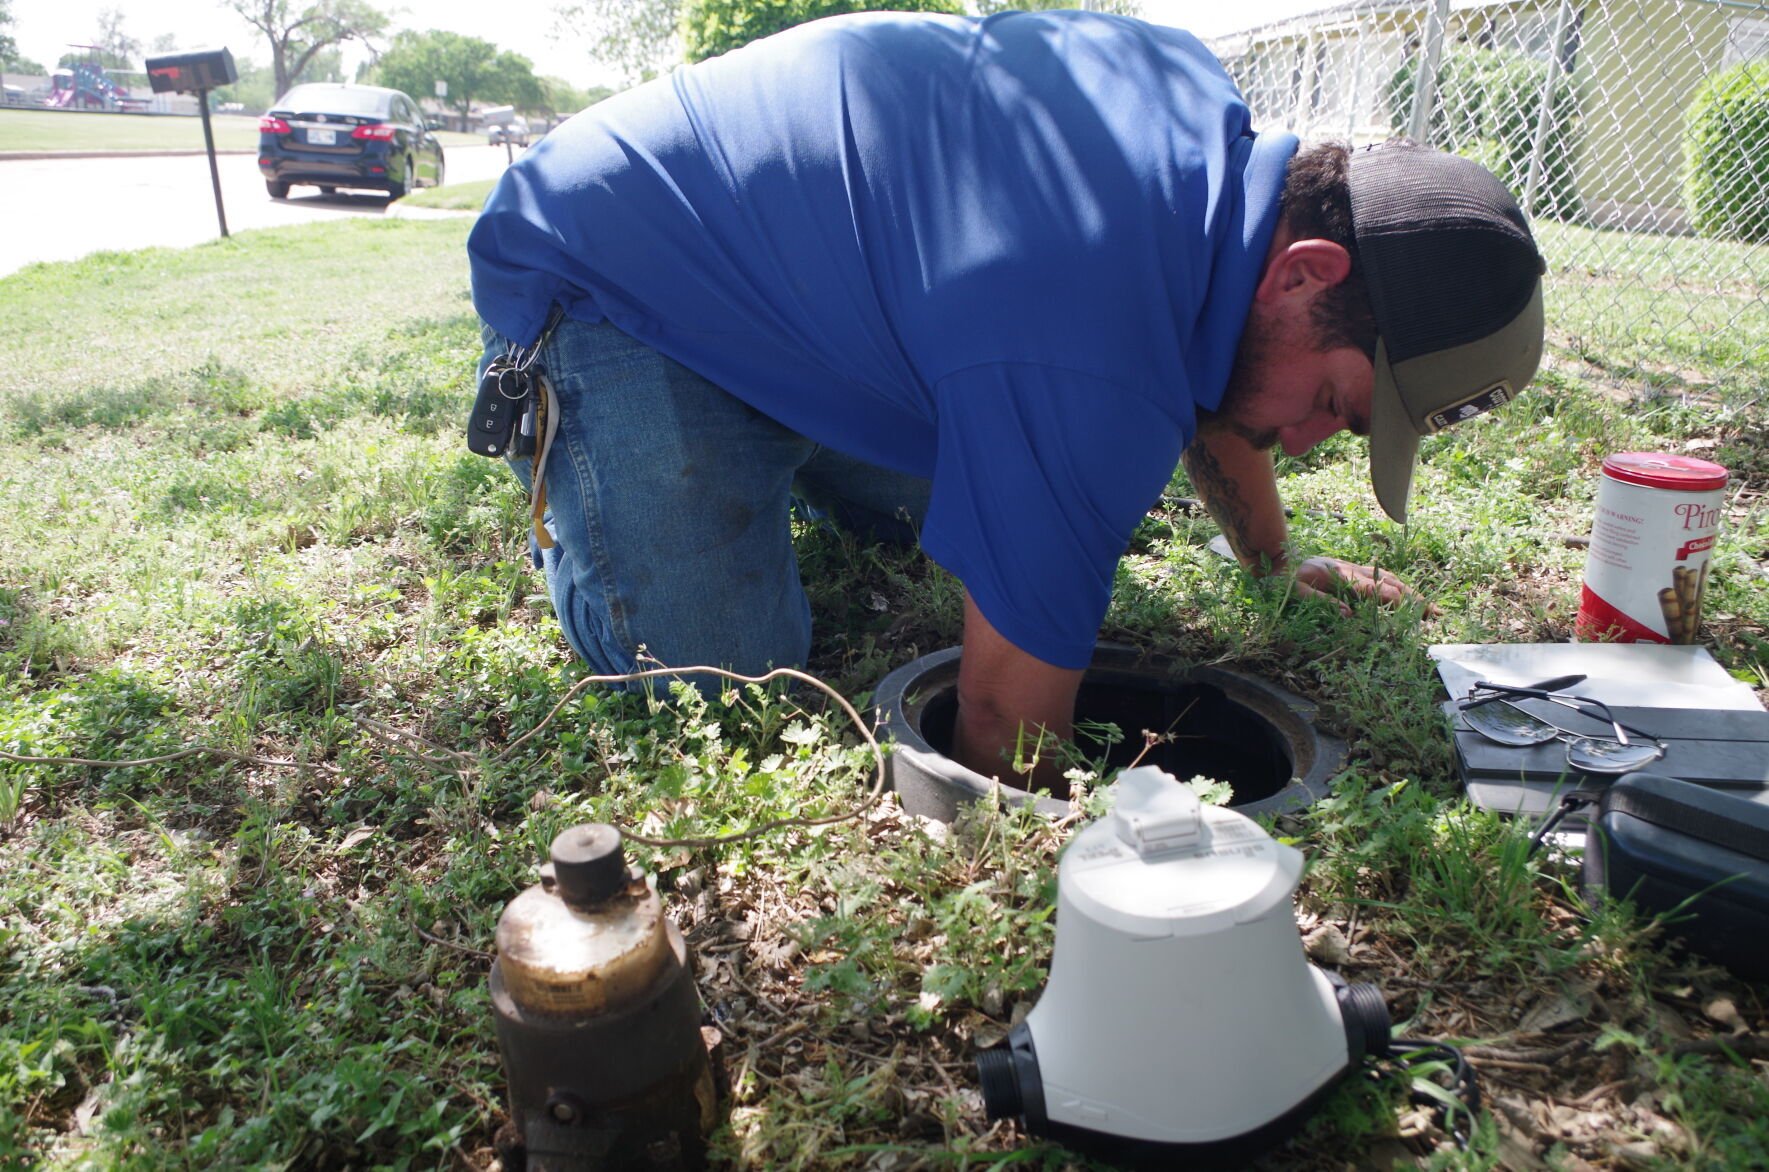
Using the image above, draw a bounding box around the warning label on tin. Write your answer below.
[1589,507,1642,570]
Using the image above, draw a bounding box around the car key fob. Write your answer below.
[467,363,529,457]
[512,384,539,457]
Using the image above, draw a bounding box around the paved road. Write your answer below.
[0,144,515,278]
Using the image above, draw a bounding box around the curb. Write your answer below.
[0,149,257,161]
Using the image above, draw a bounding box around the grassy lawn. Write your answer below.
[1538,219,1769,386]
[401,178,495,211]
[0,219,1765,1168]
[0,108,483,153]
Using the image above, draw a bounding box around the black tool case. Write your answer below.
[1583,772,1769,979]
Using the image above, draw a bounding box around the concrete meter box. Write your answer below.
[146,48,238,94]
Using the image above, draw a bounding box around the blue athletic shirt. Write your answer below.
[468,10,1296,669]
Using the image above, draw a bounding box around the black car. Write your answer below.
[258,83,445,200]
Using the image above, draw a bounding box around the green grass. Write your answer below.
[0,215,1764,1168]
[0,108,265,151]
[400,179,494,211]
[0,108,484,153]
[1539,219,1769,384]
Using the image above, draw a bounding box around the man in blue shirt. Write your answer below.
[467,9,1545,783]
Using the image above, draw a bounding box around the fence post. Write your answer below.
[1297,30,1319,131]
[1522,0,1576,216]
[1407,0,1452,143]
[1348,34,1367,140]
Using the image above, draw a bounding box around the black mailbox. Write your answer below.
[145,48,238,94]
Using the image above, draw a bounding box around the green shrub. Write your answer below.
[1684,60,1769,243]
[681,0,961,64]
[1384,46,1582,221]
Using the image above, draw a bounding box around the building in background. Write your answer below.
[1207,0,1769,232]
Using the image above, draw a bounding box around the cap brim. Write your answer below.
[1368,337,1418,524]
[1366,282,1546,525]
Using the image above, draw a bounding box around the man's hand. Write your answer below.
[1292,556,1441,616]
[1181,431,1439,617]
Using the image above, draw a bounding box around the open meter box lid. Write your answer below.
[1430,643,1769,816]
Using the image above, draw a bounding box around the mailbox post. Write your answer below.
[145,48,239,239]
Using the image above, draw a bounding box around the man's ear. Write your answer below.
[1254,239,1352,305]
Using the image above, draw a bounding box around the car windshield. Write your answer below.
[274,85,391,118]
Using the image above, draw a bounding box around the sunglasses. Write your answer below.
[1457,681,1667,775]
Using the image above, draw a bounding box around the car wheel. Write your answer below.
[265,179,290,199]
[387,157,414,200]
[432,155,446,189]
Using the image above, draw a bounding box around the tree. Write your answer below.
[537,76,612,119]
[371,29,543,122]
[58,9,139,72]
[0,0,17,67]
[1,0,52,77]
[489,50,545,111]
[681,0,961,64]
[58,49,131,71]
[224,0,387,98]
[299,46,345,83]
[94,8,140,65]
[212,55,279,112]
[554,0,681,85]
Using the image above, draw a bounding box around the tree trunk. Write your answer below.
[272,34,290,99]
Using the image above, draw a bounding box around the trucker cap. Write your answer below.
[1349,141,1547,523]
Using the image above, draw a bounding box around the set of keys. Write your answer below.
[468,354,547,458]
[468,324,564,549]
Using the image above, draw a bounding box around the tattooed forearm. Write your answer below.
[1182,443,1253,562]
[1181,441,1286,574]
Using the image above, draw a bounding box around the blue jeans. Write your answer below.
[480,318,931,682]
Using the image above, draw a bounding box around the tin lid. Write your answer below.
[1601,452,1728,491]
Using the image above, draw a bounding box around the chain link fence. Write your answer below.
[1204,0,1769,394]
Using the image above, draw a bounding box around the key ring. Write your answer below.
[513,306,565,373]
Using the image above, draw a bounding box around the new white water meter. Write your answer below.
[977,767,1388,1163]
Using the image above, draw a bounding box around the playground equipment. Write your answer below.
[46,61,132,110]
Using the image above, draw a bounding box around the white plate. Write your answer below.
[307,127,336,145]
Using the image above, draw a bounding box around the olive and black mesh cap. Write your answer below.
[1350,141,1547,523]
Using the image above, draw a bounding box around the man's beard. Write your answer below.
[1195,312,1281,451]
